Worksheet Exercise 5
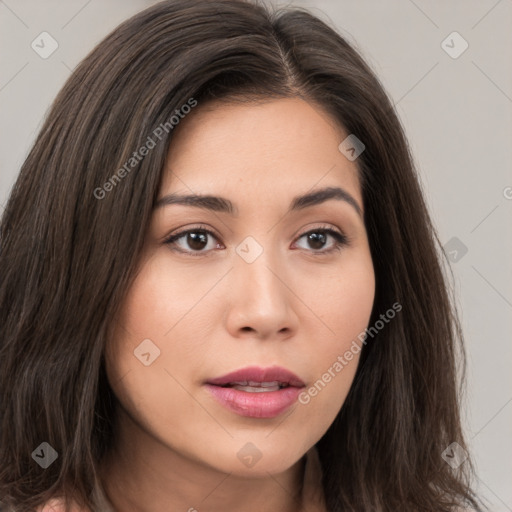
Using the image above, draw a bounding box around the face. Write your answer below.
[104,97,375,477]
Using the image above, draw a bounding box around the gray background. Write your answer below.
[1,1,511,510]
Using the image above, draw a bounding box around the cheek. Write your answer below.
[104,251,213,422]
[115,255,189,338]
[305,249,375,343]
[296,253,374,420]
[104,284,204,449]
[112,251,221,351]
[329,262,375,337]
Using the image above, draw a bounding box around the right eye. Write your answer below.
[163,226,224,256]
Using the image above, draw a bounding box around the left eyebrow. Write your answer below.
[154,186,363,218]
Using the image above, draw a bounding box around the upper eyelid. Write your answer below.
[167,224,344,237]
[165,225,348,247]
[164,225,219,242]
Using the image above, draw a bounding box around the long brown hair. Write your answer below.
[0,1,485,510]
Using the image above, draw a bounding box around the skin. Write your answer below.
[96,97,376,512]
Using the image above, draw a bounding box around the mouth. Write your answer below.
[206,365,305,388]
[204,366,306,418]
[216,381,290,393]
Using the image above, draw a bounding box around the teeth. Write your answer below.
[250,380,280,387]
[221,380,290,392]
[228,380,283,388]
[233,384,281,392]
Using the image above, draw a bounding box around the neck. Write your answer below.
[99,407,308,512]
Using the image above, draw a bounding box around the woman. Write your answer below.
[0,1,485,511]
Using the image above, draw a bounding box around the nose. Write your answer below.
[224,248,299,341]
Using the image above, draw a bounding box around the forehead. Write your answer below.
[161,97,362,206]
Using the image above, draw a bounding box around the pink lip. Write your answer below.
[205,366,305,419]
[206,365,305,387]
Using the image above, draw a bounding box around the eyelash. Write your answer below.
[163,224,350,257]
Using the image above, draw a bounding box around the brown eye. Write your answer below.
[294,228,349,254]
[164,226,349,257]
[164,227,221,255]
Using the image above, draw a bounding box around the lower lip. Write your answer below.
[204,384,303,418]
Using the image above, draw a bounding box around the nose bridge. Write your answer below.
[234,234,284,301]
[226,234,296,336]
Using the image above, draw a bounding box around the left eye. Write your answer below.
[163,227,348,256]
[164,227,221,254]
[294,228,348,253]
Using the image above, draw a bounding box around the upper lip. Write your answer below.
[206,366,305,387]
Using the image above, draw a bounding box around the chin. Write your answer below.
[204,442,306,477]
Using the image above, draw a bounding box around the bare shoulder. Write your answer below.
[37,498,91,512]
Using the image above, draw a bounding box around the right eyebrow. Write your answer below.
[154,185,363,218]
